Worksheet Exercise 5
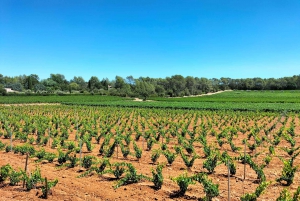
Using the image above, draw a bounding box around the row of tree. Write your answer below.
[1,73,300,99]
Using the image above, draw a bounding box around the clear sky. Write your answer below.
[1,0,300,81]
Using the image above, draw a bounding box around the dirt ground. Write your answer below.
[0,111,299,201]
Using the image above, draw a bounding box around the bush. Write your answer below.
[0,164,12,183]
[9,169,24,186]
[82,155,93,169]
[151,163,165,190]
[171,172,195,195]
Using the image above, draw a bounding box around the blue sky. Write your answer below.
[1,0,299,81]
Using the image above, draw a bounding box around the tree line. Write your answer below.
[0,73,300,99]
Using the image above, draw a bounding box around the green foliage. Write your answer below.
[9,169,24,186]
[120,143,130,158]
[277,189,290,201]
[180,150,199,169]
[23,167,44,191]
[146,137,155,151]
[44,152,57,163]
[203,151,219,174]
[114,163,149,189]
[203,145,213,158]
[105,140,117,158]
[269,145,275,155]
[280,146,300,156]
[66,141,76,151]
[240,181,270,201]
[68,154,78,168]
[229,140,241,152]
[275,188,300,201]
[276,159,298,186]
[263,154,272,166]
[283,133,296,147]
[82,155,94,169]
[0,164,12,183]
[35,148,46,159]
[0,140,6,150]
[5,145,13,152]
[163,150,177,165]
[12,144,36,156]
[151,149,161,164]
[77,158,111,178]
[41,178,59,199]
[58,149,69,165]
[133,141,142,160]
[192,173,219,201]
[182,140,195,154]
[171,172,195,195]
[236,153,266,182]
[101,162,127,179]
[221,151,236,175]
[151,163,165,190]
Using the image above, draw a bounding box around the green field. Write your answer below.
[1,90,300,112]
[0,95,128,104]
[150,90,300,103]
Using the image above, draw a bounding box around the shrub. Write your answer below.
[171,172,195,195]
[120,143,130,158]
[23,167,43,191]
[163,150,177,165]
[151,163,165,190]
[0,164,12,183]
[9,169,24,186]
[240,181,270,201]
[192,173,219,201]
[114,163,149,189]
[82,155,94,169]
[203,153,218,174]
[133,141,142,161]
[101,162,127,179]
[151,149,161,164]
[276,159,298,186]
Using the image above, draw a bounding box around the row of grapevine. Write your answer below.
[0,105,299,200]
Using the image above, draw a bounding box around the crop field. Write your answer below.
[0,95,128,104]
[2,91,300,112]
[0,104,300,200]
[151,90,300,103]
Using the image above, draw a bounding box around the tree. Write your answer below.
[126,75,136,92]
[114,76,131,96]
[0,74,4,85]
[88,76,101,90]
[253,77,265,90]
[126,75,135,85]
[166,75,186,97]
[155,85,166,97]
[70,76,87,90]
[5,83,23,92]
[0,84,7,96]
[220,77,231,90]
[115,76,126,89]
[69,82,79,93]
[50,74,68,90]
[41,78,58,90]
[34,84,47,92]
[196,77,212,94]
[185,76,196,95]
[100,78,111,90]
[135,80,155,101]
[24,74,39,90]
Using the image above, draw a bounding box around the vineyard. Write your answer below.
[151,90,300,103]
[2,91,300,112]
[0,104,300,200]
